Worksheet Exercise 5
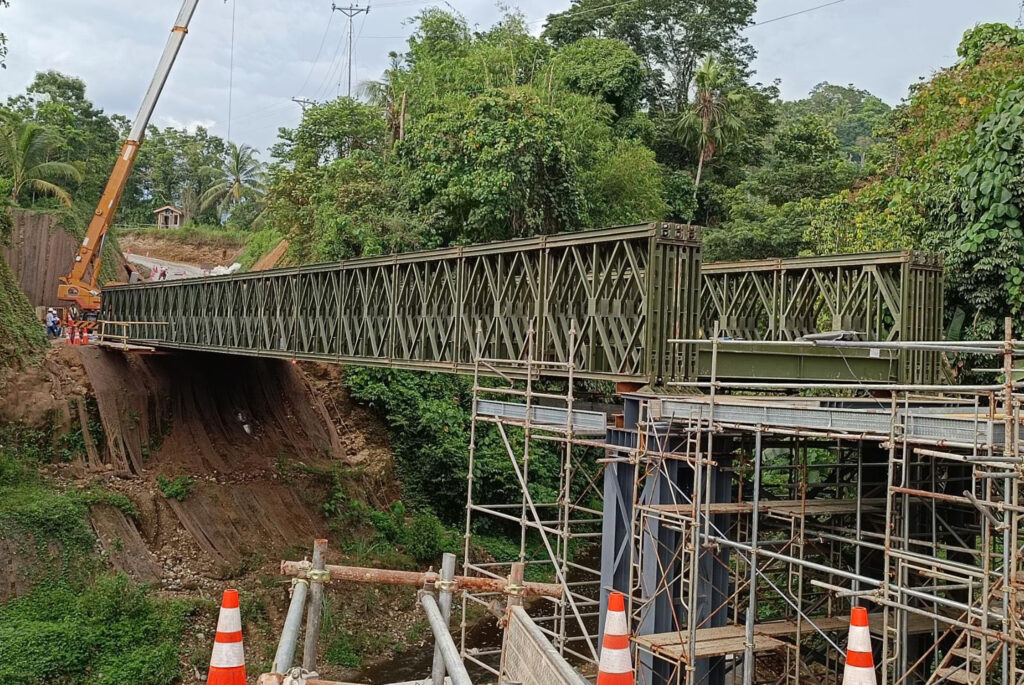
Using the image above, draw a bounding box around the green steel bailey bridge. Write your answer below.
[101,223,945,385]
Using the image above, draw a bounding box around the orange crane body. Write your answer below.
[57,5,199,318]
[56,140,141,312]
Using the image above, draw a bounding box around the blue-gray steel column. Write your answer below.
[600,397,733,685]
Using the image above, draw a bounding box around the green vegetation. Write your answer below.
[806,23,1024,338]
[199,142,265,220]
[0,119,83,206]
[0,70,266,232]
[156,475,195,502]
[0,575,195,685]
[0,430,196,685]
[0,242,46,369]
[322,475,460,565]
[0,451,94,565]
[238,227,286,268]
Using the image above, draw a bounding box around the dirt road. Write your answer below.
[125,253,205,280]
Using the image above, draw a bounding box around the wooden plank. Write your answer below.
[634,613,936,663]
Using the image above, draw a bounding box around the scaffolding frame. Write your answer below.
[619,329,1024,685]
[461,326,605,678]
[462,320,1024,685]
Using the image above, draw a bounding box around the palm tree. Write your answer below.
[674,56,746,195]
[200,142,265,214]
[359,52,406,142]
[0,119,82,207]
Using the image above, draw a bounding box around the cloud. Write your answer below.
[1,0,1019,152]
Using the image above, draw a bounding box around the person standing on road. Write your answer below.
[45,309,60,338]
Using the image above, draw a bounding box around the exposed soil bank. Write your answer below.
[118,232,245,270]
[2,210,128,309]
[0,344,445,682]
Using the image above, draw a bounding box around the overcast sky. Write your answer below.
[1,0,1022,151]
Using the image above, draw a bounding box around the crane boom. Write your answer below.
[58,0,200,314]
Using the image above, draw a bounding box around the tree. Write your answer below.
[780,82,890,163]
[5,71,122,207]
[399,89,585,243]
[549,37,645,117]
[0,119,82,206]
[958,23,1024,65]
[200,142,264,214]
[126,125,227,225]
[273,98,387,169]
[544,0,756,113]
[674,57,745,194]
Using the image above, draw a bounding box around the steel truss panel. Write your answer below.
[701,250,944,383]
[102,223,702,383]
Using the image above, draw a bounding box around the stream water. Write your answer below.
[355,610,502,684]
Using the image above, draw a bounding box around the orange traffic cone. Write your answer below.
[81,328,89,345]
[207,589,246,685]
[597,591,633,685]
[843,606,876,685]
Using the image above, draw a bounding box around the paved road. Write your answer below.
[125,253,205,281]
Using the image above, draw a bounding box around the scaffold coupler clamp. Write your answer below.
[435,578,458,594]
[307,568,331,584]
[289,577,309,597]
[283,667,318,685]
[504,582,526,599]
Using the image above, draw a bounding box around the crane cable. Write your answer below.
[227,0,237,142]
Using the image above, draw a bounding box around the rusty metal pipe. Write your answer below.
[280,561,563,598]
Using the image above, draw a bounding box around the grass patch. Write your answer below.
[239,227,286,269]
[80,487,140,518]
[0,449,95,571]
[0,575,196,685]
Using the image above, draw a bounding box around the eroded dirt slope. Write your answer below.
[2,210,129,308]
[0,344,436,682]
[119,232,244,269]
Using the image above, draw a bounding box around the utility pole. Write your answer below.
[331,3,370,98]
[292,97,317,111]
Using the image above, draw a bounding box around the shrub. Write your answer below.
[157,476,195,502]
[0,575,194,685]
[406,510,445,564]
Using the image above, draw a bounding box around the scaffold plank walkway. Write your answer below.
[634,613,938,662]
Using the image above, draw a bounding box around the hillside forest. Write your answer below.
[3,5,1024,681]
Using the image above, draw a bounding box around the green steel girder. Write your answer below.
[103,230,946,385]
[102,223,703,384]
[700,250,944,384]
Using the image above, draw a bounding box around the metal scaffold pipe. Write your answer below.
[302,539,328,671]
[271,578,309,674]
[420,591,474,685]
[280,560,563,598]
[431,553,457,685]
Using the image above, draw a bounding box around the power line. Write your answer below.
[294,10,335,98]
[749,0,846,28]
[332,3,372,98]
[312,11,350,101]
